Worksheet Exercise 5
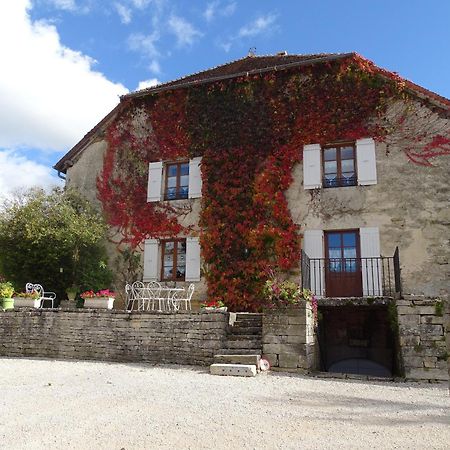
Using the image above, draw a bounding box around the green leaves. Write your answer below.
[0,187,112,299]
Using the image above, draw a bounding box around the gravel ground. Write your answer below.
[0,358,449,450]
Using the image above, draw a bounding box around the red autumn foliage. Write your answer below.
[97,54,449,311]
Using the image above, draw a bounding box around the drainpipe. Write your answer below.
[57,160,74,182]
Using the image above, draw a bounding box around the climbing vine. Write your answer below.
[97,54,449,311]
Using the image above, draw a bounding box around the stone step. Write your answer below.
[214,354,261,366]
[223,340,262,350]
[210,363,257,377]
[234,313,263,319]
[226,326,262,336]
[226,334,262,341]
[218,348,262,355]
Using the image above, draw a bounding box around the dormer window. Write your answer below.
[323,144,357,188]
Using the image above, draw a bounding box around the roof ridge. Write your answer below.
[129,52,348,97]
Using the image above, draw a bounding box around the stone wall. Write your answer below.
[0,309,227,366]
[397,296,449,381]
[262,304,315,370]
[445,300,450,385]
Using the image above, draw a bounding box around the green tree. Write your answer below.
[0,187,112,299]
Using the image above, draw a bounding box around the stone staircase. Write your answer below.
[210,313,263,377]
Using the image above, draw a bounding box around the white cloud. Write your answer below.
[128,31,161,74]
[203,1,236,22]
[238,13,278,38]
[47,0,77,11]
[136,78,160,90]
[115,2,132,24]
[0,150,61,202]
[0,0,128,152]
[168,15,203,47]
[130,0,151,8]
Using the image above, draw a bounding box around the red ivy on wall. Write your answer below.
[97,54,449,311]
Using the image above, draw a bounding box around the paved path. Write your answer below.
[1,358,449,449]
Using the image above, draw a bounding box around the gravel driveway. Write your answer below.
[0,358,449,449]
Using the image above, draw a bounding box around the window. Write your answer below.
[323,144,357,188]
[164,162,189,200]
[147,158,202,203]
[161,239,186,281]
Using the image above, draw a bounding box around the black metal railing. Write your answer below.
[323,176,357,188]
[301,247,402,298]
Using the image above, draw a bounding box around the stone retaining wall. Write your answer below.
[396,296,449,381]
[262,303,315,370]
[0,309,227,366]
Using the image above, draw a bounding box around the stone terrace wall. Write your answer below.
[0,309,227,366]
[262,304,315,370]
[397,296,449,381]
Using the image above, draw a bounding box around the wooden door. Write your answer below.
[325,230,363,297]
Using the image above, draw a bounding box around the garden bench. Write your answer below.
[26,283,56,308]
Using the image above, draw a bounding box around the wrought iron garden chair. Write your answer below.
[26,283,56,308]
[171,284,195,311]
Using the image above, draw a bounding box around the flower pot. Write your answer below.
[83,297,114,310]
[203,306,227,312]
[13,297,40,308]
[1,298,14,310]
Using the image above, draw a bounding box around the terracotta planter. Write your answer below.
[83,297,114,310]
[13,297,41,308]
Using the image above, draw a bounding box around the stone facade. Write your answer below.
[65,101,450,299]
[0,309,227,366]
[262,303,315,370]
[396,296,448,381]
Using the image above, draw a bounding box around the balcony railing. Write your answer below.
[301,247,402,298]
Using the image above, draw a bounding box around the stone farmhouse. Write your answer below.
[53,52,449,378]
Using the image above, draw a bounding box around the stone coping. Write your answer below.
[317,297,394,307]
[0,307,228,316]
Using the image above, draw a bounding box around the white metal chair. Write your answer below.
[171,284,195,311]
[26,283,56,308]
[146,281,161,311]
[125,283,134,311]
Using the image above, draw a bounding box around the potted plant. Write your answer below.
[66,285,78,301]
[13,290,41,308]
[0,281,15,310]
[201,299,227,312]
[81,289,115,310]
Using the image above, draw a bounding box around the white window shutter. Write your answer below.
[147,162,163,202]
[303,230,325,297]
[185,237,201,281]
[303,144,322,189]
[188,157,202,199]
[143,239,159,281]
[360,227,382,296]
[356,138,377,185]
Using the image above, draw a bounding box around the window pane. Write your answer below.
[180,163,189,176]
[340,147,354,159]
[178,187,188,198]
[343,232,356,247]
[324,148,336,161]
[343,247,357,259]
[176,266,186,278]
[341,159,354,172]
[165,242,174,253]
[167,177,177,188]
[327,233,341,249]
[163,266,173,279]
[167,165,178,177]
[180,175,189,187]
[324,161,337,174]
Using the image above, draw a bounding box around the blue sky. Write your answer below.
[1,0,449,199]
